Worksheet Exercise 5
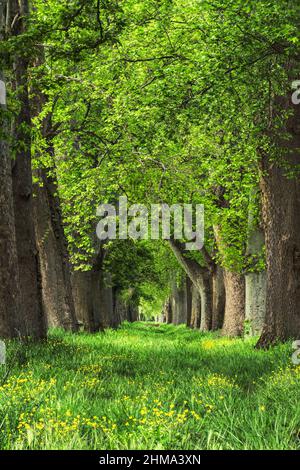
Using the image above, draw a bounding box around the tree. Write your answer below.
[7,0,298,344]
[34,167,78,331]
[32,76,78,331]
[10,0,46,338]
[257,80,300,346]
[0,0,22,338]
[169,239,213,331]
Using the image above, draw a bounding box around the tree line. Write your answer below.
[0,0,300,348]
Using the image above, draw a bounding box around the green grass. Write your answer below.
[0,322,299,450]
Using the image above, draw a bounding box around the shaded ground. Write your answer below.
[0,322,299,449]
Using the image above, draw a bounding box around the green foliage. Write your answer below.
[104,240,180,314]
[32,0,296,274]
[5,0,300,295]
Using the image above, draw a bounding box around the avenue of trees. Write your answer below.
[1,0,300,348]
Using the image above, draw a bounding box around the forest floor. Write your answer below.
[0,322,299,450]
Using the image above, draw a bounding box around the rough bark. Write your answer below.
[245,209,266,336]
[99,272,118,328]
[30,50,77,332]
[186,276,192,327]
[213,226,245,336]
[0,58,22,337]
[199,272,213,332]
[168,239,213,331]
[11,0,46,338]
[212,265,225,330]
[71,271,97,332]
[72,261,117,332]
[114,293,129,324]
[170,276,189,325]
[190,284,201,329]
[245,271,266,336]
[34,168,78,331]
[257,85,300,347]
[222,271,245,337]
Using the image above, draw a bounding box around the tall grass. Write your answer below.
[0,322,299,449]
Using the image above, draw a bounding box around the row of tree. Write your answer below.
[0,0,141,338]
[159,264,265,338]
[1,1,300,348]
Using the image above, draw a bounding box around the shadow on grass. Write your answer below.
[5,322,291,394]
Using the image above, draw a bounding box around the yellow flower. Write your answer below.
[202,340,214,350]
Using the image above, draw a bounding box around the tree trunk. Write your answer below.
[199,272,213,332]
[99,271,118,328]
[186,276,192,327]
[213,226,245,336]
[257,71,300,347]
[127,303,139,322]
[168,239,213,330]
[245,271,266,336]
[11,0,46,338]
[113,296,128,326]
[114,293,126,324]
[71,271,97,332]
[34,168,78,331]
[222,271,245,337]
[212,265,225,330]
[258,161,300,345]
[0,62,22,338]
[190,284,201,329]
[170,276,189,325]
[72,266,117,332]
[159,300,167,323]
[112,291,138,325]
[245,208,266,336]
[164,298,172,324]
[30,50,77,332]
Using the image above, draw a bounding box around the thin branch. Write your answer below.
[96,0,104,40]
[122,54,187,63]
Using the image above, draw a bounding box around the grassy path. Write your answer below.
[0,323,299,449]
